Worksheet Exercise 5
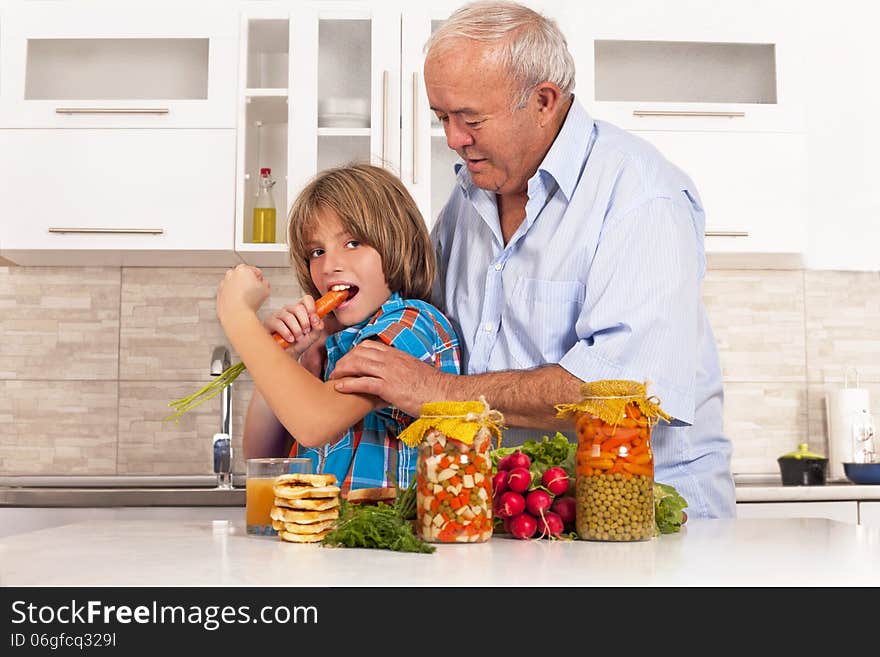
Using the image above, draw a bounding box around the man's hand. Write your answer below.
[328,340,447,417]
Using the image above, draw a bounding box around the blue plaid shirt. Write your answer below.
[292,292,460,494]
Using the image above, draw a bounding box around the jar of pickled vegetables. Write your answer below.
[556,381,671,542]
[398,397,504,543]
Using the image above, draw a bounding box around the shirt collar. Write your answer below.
[452,96,595,203]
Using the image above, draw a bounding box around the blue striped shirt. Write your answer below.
[430,98,736,519]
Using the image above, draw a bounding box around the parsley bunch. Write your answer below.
[321,479,434,553]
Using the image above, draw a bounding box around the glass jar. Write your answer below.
[557,380,671,542]
[575,406,655,541]
[416,427,494,543]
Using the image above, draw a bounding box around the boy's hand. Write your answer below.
[264,295,342,356]
[216,264,271,320]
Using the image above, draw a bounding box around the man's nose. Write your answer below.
[445,116,474,151]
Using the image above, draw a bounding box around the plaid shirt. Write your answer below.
[292,292,460,494]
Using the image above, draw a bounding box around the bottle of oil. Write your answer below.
[252,167,276,243]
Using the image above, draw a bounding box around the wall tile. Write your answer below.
[724,382,808,475]
[0,381,117,475]
[0,267,119,380]
[119,267,302,381]
[805,270,880,383]
[117,380,253,475]
[703,270,806,382]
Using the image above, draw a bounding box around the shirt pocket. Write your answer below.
[502,277,584,368]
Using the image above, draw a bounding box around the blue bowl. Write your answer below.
[843,462,880,485]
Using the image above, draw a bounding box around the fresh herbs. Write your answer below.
[321,478,434,553]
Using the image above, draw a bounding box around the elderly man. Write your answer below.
[331,0,736,519]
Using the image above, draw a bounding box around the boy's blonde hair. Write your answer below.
[288,163,436,303]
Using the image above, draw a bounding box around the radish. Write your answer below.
[536,510,564,538]
[496,454,515,471]
[495,491,525,518]
[492,470,509,495]
[502,517,513,534]
[525,489,553,516]
[506,467,531,493]
[541,466,570,496]
[551,495,576,525]
[508,512,537,539]
[507,451,531,471]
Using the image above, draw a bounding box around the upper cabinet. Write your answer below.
[573,0,805,134]
[235,1,463,267]
[0,2,237,128]
[560,0,808,264]
[0,2,239,266]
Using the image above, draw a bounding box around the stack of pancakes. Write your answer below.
[270,473,341,544]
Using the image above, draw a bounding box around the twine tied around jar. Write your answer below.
[554,380,672,428]
[397,395,505,448]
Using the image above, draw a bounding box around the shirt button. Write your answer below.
[484,323,493,332]
[494,263,503,271]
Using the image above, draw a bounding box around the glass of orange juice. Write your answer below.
[246,457,312,536]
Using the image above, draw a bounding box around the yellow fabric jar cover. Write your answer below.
[554,380,672,428]
[397,395,505,448]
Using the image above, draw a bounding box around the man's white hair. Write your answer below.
[425,0,576,109]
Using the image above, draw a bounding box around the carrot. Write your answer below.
[623,462,653,477]
[269,288,349,349]
[166,288,350,423]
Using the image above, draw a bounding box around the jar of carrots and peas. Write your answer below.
[556,381,671,542]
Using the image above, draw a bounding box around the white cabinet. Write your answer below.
[0,2,240,266]
[736,501,859,524]
[859,502,880,529]
[234,2,402,266]
[0,3,237,128]
[561,0,808,262]
[0,129,237,266]
[234,1,463,267]
[639,131,808,258]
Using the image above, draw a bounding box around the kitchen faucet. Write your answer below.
[210,346,234,489]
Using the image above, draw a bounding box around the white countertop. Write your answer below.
[1,517,878,586]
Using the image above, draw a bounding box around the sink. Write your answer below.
[0,475,246,508]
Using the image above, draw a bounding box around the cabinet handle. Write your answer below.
[48,227,164,235]
[382,70,389,165]
[412,72,419,185]
[55,108,170,115]
[633,110,745,119]
[705,231,749,238]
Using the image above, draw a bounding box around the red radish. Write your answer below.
[495,491,525,518]
[502,517,513,534]
[525,489,553,516]
[506,467,531,493]
[508,512,537,539]
[551,495,576,525]
[496,454,515,471]
[536,511,564,538]
[507,451,531,471]
[492,470,509,495]
[541,467,570,496]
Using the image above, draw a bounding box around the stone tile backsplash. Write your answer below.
[1,266,879,477]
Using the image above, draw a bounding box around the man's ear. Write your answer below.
[533,82,563,127]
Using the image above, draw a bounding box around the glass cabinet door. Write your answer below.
[402,8,460,231]
[289,3,400,203]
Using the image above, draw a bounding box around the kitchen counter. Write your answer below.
[3,474,879,507]
[1,517,878,586]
